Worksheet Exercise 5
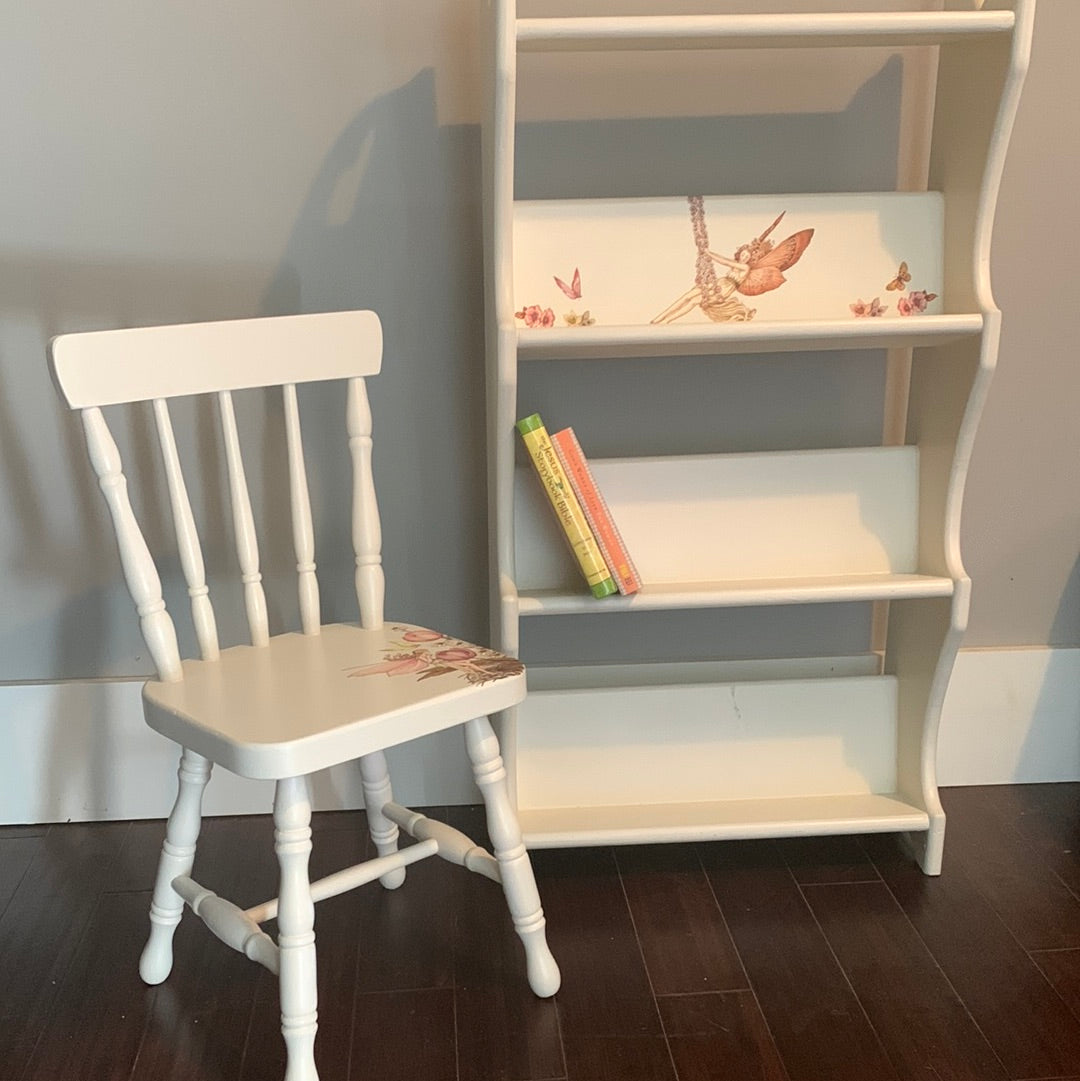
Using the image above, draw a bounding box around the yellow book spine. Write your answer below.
[516,414,617,599]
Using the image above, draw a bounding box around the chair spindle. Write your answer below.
[81,407,183,681]
[153,398,220,661]
[282,384,320,635]
[347,377,384,629]
[217,390,270,647]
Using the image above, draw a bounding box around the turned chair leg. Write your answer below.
[140,747,212,985]
[359,750,405,889]
[275,775,320,1081]
[465,716,561,998]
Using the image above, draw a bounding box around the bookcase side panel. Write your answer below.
[931,1,1034,312]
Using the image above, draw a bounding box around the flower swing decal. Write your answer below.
[345,627,524,686]
[653,197,814,325]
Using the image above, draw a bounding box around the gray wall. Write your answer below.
[0,1,1075,686]
[963,0,1080,647]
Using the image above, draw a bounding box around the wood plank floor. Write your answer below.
[4,785,1080,1080]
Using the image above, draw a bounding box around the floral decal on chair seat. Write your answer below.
[345,627,524,685]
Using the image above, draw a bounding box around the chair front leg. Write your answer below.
[275,775,320,1081]
[140,747,211,985]
[465,716,560,998]
[359,750,405,889]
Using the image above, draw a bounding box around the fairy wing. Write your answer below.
[738,229,814,296]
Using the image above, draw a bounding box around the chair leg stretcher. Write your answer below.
[382,801,503,882]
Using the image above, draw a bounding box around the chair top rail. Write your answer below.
[49,310,383,408]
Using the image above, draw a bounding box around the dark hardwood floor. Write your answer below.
[4,784,1080,1080]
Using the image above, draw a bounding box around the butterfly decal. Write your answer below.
[734,214,814,297]
[886,262,911,292]
[554,267,581,300]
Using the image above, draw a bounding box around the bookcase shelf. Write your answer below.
[514,314,984,361]
[516,11,1015,53]
[483,0,1035,875]
[515,573,954,616]
[517,795,931,848]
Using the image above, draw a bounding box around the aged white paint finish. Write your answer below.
[49,310,560,1081]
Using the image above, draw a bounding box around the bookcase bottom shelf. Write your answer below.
[509,668,944,869]
[518,793,930,848]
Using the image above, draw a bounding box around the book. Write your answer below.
[516,413,618,599]
[551,426,642,596]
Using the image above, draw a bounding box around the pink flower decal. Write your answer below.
[436,647,477,662]
[850,297,886,318]
[402,629,445,643]
[351,654,429,677]
[514,304,557,329]
[901,289,937,314]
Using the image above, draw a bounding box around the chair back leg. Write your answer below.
[275,774,320,1081]
[140,748,212,985]
[359,750,406,889]
[465,717,561,998]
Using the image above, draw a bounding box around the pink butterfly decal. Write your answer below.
[554,267,581,300]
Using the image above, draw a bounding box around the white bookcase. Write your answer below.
[482,0,1033,874]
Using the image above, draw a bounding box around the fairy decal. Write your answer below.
[345,626,524,686]
[653,197,814,325]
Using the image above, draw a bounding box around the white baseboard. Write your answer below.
[936,647,1080,786]
[3,646,1078,824]
[3,679,480,824]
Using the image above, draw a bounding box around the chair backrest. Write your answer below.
[49,310,385,682]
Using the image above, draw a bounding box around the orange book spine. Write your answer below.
[551,427,641,596]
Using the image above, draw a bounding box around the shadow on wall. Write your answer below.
[0,66,489,682]
[261,67,490,648]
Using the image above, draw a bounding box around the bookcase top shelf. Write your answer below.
[515,11,1015,53]
[514,314,983,360]
[510,192,958,348]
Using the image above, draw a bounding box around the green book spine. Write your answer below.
[516,413,617,599]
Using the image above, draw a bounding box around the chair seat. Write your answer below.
[143,622,526,780]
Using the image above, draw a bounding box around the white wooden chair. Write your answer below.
[48,310,560,1081]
